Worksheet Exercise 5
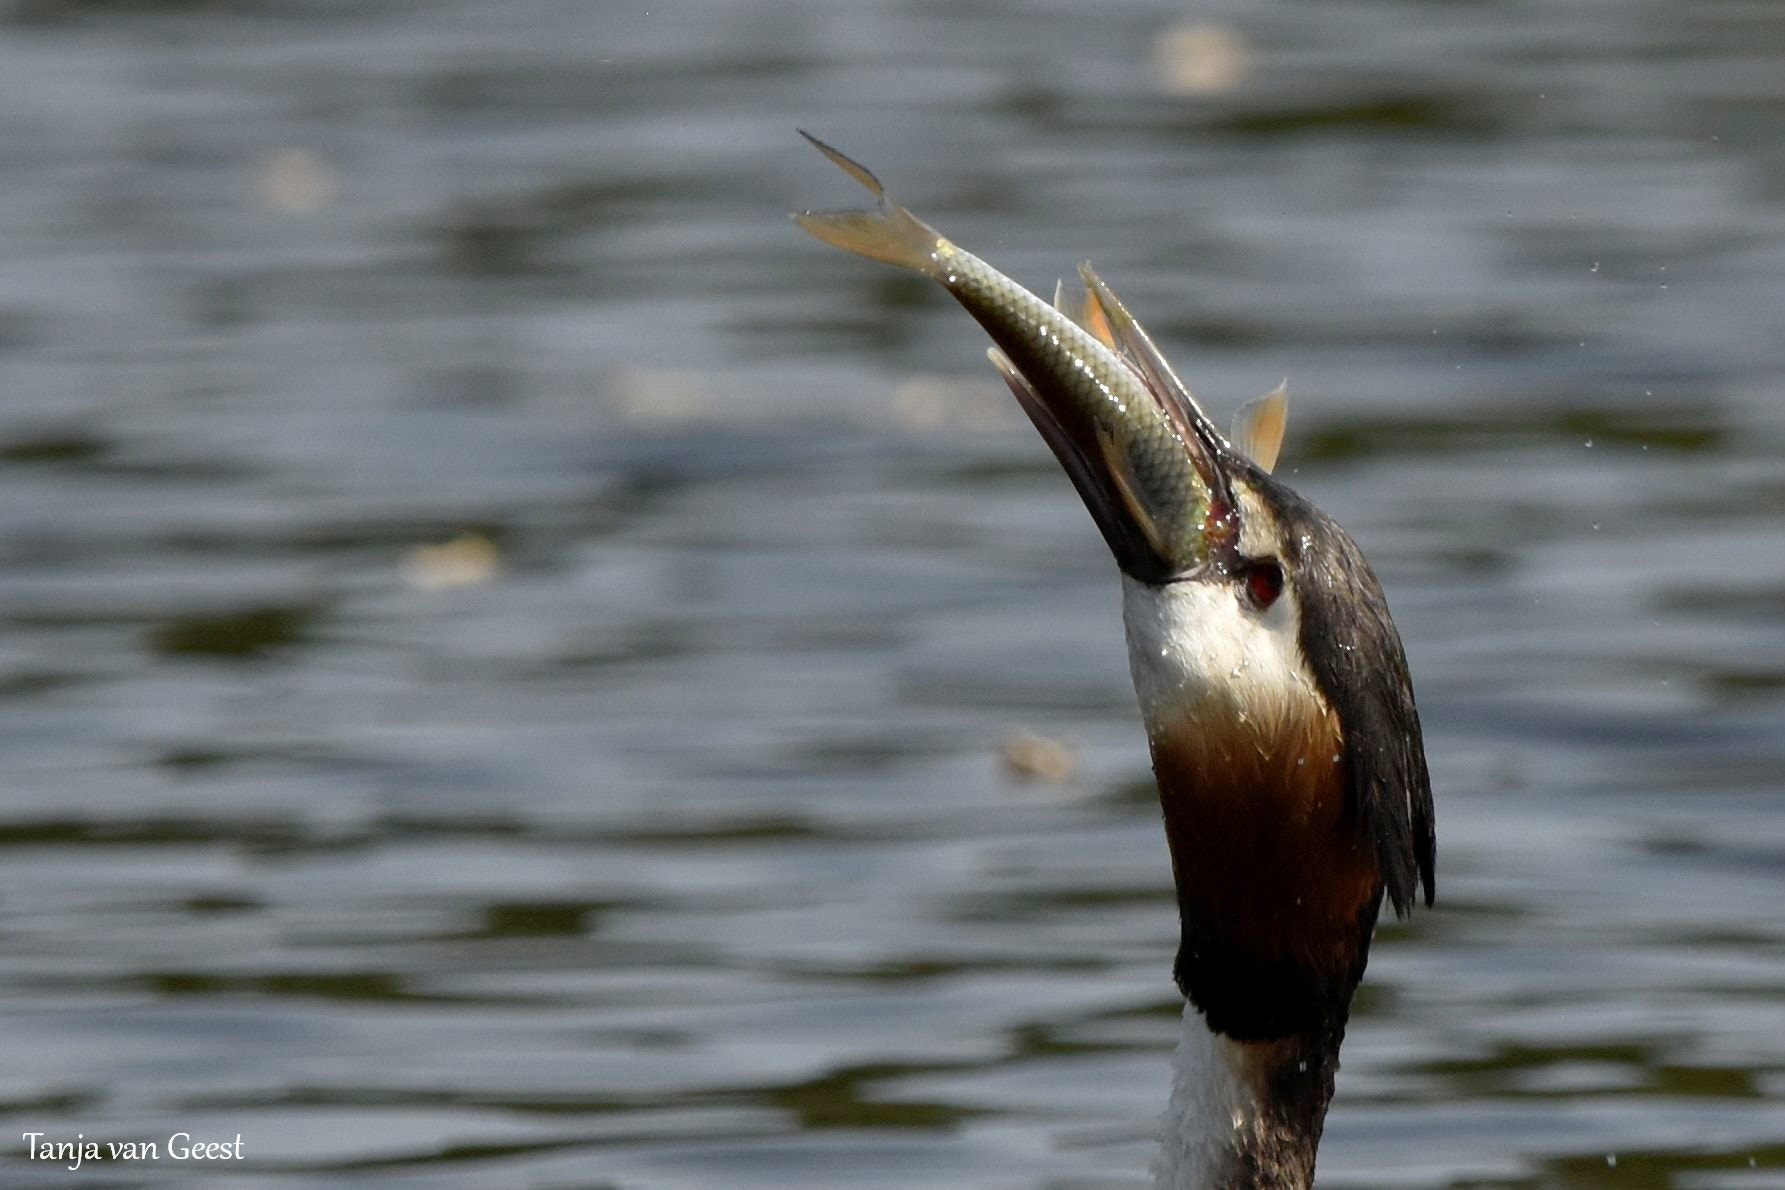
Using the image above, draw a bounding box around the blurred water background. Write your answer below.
[0,0,1782,1186]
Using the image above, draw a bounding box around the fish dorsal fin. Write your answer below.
[1230,382,1289,473]
[1051,277,1117,349]
[1075,264,1223,470]
[1077,265,1205,420]
[1076,277,1118,350]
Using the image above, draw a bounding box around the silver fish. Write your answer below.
[793,132,1257,583]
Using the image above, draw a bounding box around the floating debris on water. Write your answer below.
[1151,20,1250,96]
[402,533,502,591]
[1000,728,1077,784]
[606,365,713,425]
[257,148,335,213]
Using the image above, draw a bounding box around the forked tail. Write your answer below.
[792,132,950,278]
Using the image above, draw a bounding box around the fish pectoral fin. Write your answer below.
[1092,425,1171,562]
[1049,276,1117,350]
[1230,381,1289,473]
[1076,264,1214,437]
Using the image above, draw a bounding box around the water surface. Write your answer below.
[0,1,1782,1186]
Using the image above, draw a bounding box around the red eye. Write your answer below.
[1245,560,1284,610]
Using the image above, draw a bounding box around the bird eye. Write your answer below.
[1244,560,1284,610]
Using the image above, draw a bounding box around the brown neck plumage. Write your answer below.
[1147,699,1386,1188]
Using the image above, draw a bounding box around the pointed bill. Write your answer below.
[987,346,1174,573]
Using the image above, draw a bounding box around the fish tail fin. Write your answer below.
[793,132,949,278]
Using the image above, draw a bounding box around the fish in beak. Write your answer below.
[792,131,1275,586]
[797,134,1436,1180]
[795,133,1433,1044]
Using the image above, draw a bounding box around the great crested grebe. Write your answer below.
[795,134,1435,1189]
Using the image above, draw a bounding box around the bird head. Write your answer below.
[1011,272,1434,1041]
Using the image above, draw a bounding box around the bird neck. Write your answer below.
[1152,1000,1343,1190]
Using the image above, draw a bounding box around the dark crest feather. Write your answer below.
[1250,468,1436,917]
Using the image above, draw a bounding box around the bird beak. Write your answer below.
[995,266,1240,583]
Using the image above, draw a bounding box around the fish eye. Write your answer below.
[1243,559,1284,610]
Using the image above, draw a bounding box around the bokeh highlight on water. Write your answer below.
[0,1,1782,1186]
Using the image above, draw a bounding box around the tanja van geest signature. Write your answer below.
[23,1131,244,1171]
